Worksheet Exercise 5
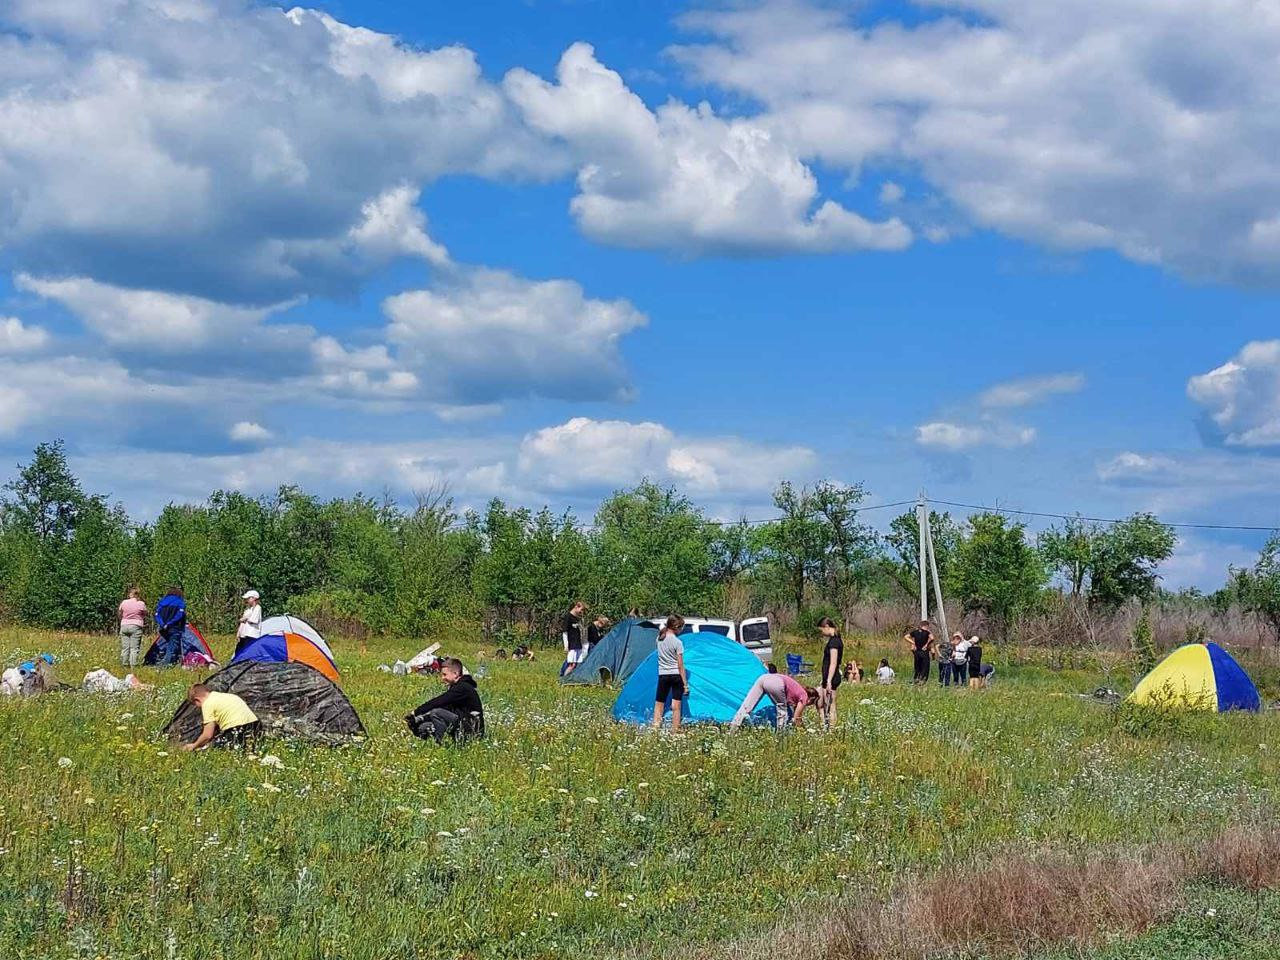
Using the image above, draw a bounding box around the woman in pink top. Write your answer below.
[118,587,147,669]
[729,672,818,731]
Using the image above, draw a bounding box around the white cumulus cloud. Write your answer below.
[384,268,647,404]
[229,421,272,443]
[1188,340,1280,448]
[675,0,1280,284]
[505,42,910,256]
[0,317,50,354]
[517,416,816,494]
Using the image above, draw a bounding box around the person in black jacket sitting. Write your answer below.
[404,658,485,743]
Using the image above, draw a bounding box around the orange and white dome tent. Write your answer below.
[231,614,340,683]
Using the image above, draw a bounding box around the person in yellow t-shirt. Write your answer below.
[183,684,261,751]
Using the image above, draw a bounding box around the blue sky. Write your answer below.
[3,0,1280,589]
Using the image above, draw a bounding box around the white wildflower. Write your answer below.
[57,757,73,769]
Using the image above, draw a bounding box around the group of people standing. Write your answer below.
[115,587,266,668]
[905,620,990,688]
[559,600,611,676]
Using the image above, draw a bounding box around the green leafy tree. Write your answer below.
[593,480,719,615]
[0,441,135,628]
[756,480,878,615]
[884,508,961,601]
[1227,533,1280,644]
[1039,513,1176,608]
[952,512,1048,639]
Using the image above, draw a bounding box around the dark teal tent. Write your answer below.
[561,618,660,686]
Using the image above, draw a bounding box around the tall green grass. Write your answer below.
[0,629,1276,959]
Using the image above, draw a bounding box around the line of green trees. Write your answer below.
[1,441,1275,645]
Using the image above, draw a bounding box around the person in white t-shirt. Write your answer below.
[236,590,263,655]
[952,635,971,685]
[875,658,896,684]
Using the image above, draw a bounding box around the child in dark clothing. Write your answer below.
[405,658,485,743]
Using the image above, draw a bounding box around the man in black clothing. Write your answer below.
[904,620,934,684]
[561,601,586,676]
[587,615,610,651]
[405,658,485,743]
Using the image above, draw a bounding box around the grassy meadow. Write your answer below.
[0,627,1277,960]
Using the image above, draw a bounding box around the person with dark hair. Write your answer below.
[904,620,934,685]
[152,588,187,666]
[183,684,260,751]
[653,615,688,731]
[966,636,985,689]
[817,617,844,729]
[729,673,818,731]
[952,634,971,685]
[937,632,958,687]
[560,601,587,676]
[587,615,610,655]
[405,658,485,743]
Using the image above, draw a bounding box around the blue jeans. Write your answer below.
[938,660,953,686]
[952,661,968,685]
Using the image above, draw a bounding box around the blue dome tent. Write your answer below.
[562,617,660,686]
[613,631,776,726]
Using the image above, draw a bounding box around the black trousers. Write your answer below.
[912,650,931,683]
[408,708,483,743]
[211,721,262,749]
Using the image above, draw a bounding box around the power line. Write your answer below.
[927,498,1280,534]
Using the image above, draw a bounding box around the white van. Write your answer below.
[643,616,774,663]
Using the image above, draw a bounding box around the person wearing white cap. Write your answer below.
[235,590,262,656]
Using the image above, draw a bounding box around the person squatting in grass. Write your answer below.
[729,672,819,731]
[905,619,935,684]
[405,658,485,743]
[560,600,587,676]
[183,684,262,751]
[117,587,147,669]
[817,617,844,729]
[653,615,689,732]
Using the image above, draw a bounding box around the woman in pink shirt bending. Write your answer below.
[729,670,818,731]
[118,588,147,669]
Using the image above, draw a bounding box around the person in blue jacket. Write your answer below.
[149,588,187,665]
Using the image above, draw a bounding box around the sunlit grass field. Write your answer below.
[1,627,1277,959]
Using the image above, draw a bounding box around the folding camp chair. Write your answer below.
[785,653,814,676]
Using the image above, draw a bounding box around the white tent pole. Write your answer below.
[917,493,928,622]
[924,500,949,639]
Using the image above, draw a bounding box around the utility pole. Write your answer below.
[916,493,928,622]
[924,507,949,639]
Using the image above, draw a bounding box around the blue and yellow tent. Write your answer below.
[1128,642,1260,713]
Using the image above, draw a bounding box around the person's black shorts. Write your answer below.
[655,674,686,702]
[829,671,843,690]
